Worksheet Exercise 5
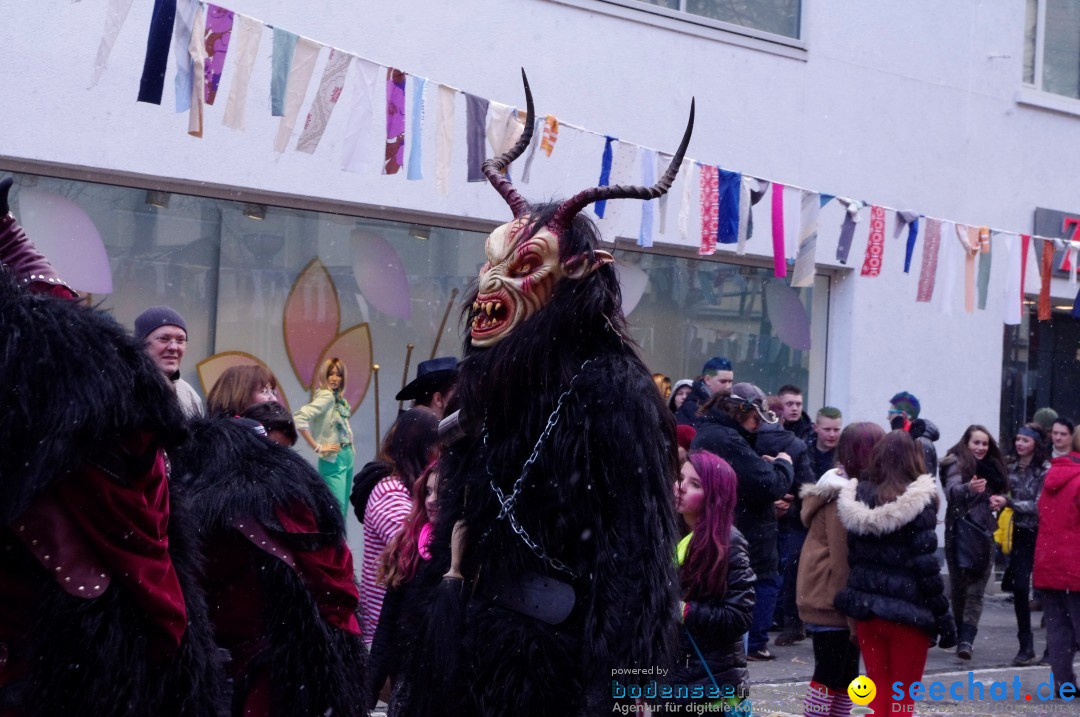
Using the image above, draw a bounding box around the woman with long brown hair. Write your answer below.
[940,424,1008,659]
[294,357,355,514]
[797,422,884,717]
[835,430,954,716]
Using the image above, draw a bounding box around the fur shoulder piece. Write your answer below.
[837,474,937,536]
[0,272,187,523]
[800,468,850,499]
[170,417,344,539]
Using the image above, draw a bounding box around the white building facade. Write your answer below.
[3,0,1079,497]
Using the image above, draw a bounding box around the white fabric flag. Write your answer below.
[273,38,321,153]
[341,58,380,173]
[221,14,263,130]
[656,152,673,234]
[737,177,766,255]
[791,190,820,288]
[599,141,637,227]
[677,159,696,243]
[938,222,960,317]
[186,5,207,137]
[434,84,456,196]
[88,0,135,88]
[171,0,198,111]
[1003,233,1023,325]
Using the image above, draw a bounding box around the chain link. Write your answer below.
[488,358,594,579]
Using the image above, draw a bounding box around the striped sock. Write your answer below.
[829,693,853,717]
[804,681,833,716]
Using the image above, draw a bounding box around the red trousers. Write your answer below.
[856,618,930,715]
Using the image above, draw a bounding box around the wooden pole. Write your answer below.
[398,343,414,413]
[430,287,460,360]
[372,364,381,447]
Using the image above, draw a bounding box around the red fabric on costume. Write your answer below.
[274,504,361,635]
[1033,454,1080,592]
[856,617,929,715]
[55,433,188,657]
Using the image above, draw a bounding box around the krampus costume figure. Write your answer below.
[170,416,368,716]
[0,179,224,716]
[392,74,693,717]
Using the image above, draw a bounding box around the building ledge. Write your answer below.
[1016,86,1080,119]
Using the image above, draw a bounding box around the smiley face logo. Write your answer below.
[848,675,877,706]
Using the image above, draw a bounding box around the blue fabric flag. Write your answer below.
[407,76,427,180]
[903,217,921,273]
[594,136,616,219]
[137,0,177,105]
[271,28,299,117]
[717,169,741,245]
[639,148,656,247]
[1072,286,1080,318]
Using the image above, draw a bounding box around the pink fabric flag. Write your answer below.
[384,68,407,175]
[203,5,234,105]
[771,183,787,278]
[916,218,942,302]
[296,49,352,154]
[859,205,886,277]
[699,165,719,256]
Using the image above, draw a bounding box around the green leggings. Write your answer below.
[318,444,355,517]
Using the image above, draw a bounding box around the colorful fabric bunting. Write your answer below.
[639,148,656,248]
[834,197,865,264]
[520,117,542,184]
[656,152,672,234]
[541,116,559,156]
[678,159,695,243]
[603,141,637,226]
[171,0,197,111]
[406,76,427,179]
[222,14,263,130]
[1004,232,1023,325]
[740,178,768,255]
[791,190,820,288]
[977,228,992,310]
[938,222,959,316]
[699,166,719,256]
[270,28,298,117]
[717,169,741,246]
[341,58,379,173]
[435,84,455,195]
[771,183,787,278]
[594,137,616,219]
[465,93,488,182]
[137,0,177,105]
[1020,234,1031,307]
[383,68,407,174]
[860,205,886,277]
[202,6,234,105]
[89,0,135,89]
[1039,238,1054,320]
[955,224,977,314]
[186,4,207,137]
[894,210,920,273]
[916,218,942,302]
[274,37,320,153]
[296,49,351,154]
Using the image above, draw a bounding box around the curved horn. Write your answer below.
[548,98,695,238]
[481,68,536,218]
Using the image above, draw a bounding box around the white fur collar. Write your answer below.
[837,474,937,536]
[800,468,849,499]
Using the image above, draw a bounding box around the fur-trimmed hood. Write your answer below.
[799,468,848,528]
[837,473,938,537]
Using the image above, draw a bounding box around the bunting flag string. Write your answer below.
[639,147,656,248]
[1039,237,1054,321]
[916,218,942,303]
[699,165,719,256]
[103,0,1080,322]
[771,183,787,278]
[859,206,886,277]
[791,190,819,288]
[89,0,136,89]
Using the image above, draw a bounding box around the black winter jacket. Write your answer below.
[675,379,711,427]
[690,409,793,579]
[755,423,815,533]
[670,529,755,699]
[784,412,815,444]
[834,475,956,647]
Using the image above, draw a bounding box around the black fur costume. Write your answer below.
[170,417,368,717]
[0,267,224,716]
[392,78,690,717]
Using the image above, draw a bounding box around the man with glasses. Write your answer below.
[135,306,204,419]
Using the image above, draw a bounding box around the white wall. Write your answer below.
[3,0,1077,447]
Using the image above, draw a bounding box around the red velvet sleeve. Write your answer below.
[55,436,187,657]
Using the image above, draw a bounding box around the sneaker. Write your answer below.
[774,629,806,647]
[1012,649,1036,667]
[747,647,776,661]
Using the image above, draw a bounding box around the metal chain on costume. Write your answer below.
[488,358,594,579]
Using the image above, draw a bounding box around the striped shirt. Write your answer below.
[360,475,411,644]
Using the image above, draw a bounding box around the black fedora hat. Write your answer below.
[395,356,459,401]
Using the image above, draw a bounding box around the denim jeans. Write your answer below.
[775,527,808,630]
[748,574,781,652]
